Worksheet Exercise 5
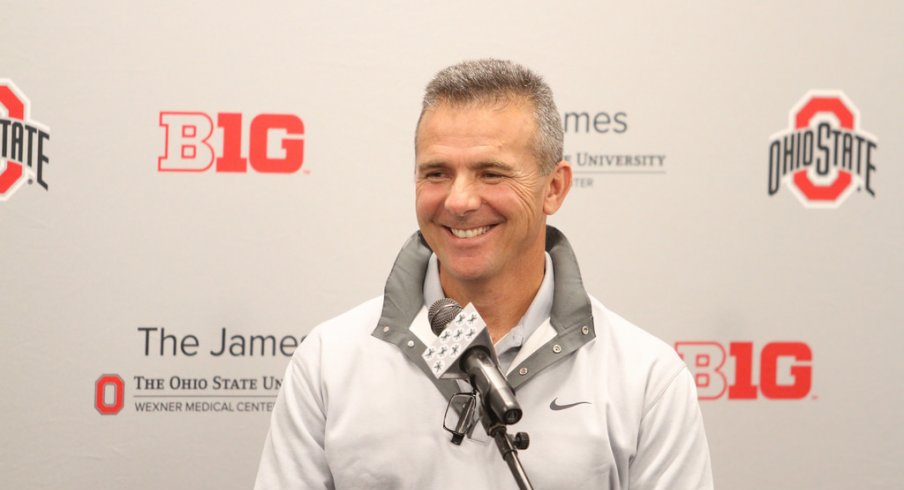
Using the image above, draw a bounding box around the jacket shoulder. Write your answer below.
[589,297,688,401]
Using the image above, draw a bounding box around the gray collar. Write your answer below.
[371,226,596,394]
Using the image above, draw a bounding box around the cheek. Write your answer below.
[415,186,442,220]
[508,181,546,218]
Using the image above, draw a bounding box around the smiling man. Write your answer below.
[415,95,571,342]
[255,60,713,490]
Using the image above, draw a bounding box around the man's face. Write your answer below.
[415,100,562,286]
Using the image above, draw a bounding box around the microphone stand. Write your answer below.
[427,299,533,488]
[481,411,534,490]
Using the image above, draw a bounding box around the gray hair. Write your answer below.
[417,59,563,174]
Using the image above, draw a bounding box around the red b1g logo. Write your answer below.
[675,341,813,400]
[95,374,125,415]
[158,111,304,173]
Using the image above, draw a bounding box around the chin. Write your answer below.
[441,259,495,283]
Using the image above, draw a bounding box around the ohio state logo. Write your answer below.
[675,341,813,400]
[0,80,51,202]
[95,374,125,415]
[768,91,877,208]
[158,111,304,173]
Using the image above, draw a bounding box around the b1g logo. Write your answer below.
[0,80,51,202]
[158,111,304,173]
[768,91,877,209]
[95,374,125,415]
[675,341,813,400]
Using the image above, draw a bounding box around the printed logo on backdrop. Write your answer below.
[561,109,666,189]
[675,341,814,400]
[94,327,306,416]
[0,80,50,202]
[158,111,306,174]
[768,91,877,208]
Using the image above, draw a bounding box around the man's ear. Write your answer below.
[543,160,573,215]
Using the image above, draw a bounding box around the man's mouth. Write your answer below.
[449,225,492,238]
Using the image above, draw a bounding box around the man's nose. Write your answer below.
[444,177,481,216]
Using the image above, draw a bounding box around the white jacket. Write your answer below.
[255,228,713,489]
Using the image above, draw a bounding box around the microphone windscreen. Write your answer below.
[428,298,462,336]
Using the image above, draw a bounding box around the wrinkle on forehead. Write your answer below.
[416,101,538,159]
[416,98,538,152]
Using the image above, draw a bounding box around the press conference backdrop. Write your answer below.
[1,1,901,488]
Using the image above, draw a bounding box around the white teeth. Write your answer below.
[450,226,491,238]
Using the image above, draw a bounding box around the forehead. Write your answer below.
[415,100,537,158]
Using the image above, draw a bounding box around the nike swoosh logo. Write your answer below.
[549,397,591,411]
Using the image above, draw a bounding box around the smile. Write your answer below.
[449,226,492,238]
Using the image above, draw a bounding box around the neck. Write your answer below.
[439,253,546,343]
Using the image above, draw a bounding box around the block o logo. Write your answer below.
[95,374,125,415]
[0,80,51,201]
[768,91,878,209]
[790,96,856,204]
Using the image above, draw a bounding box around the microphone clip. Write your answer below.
[442,390,481,445]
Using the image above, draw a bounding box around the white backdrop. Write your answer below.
[2,1,902,488]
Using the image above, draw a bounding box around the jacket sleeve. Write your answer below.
[628,367,714,490]
[254,330,334,490]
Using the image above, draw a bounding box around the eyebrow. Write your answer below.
[415,161,515,173]
[416,161,447,173]
[474,161,515,172]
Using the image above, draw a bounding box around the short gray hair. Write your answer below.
[417,59,563,174]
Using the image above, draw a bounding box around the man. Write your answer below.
[255,59,713,489]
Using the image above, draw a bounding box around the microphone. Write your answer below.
[424,298,523,425]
